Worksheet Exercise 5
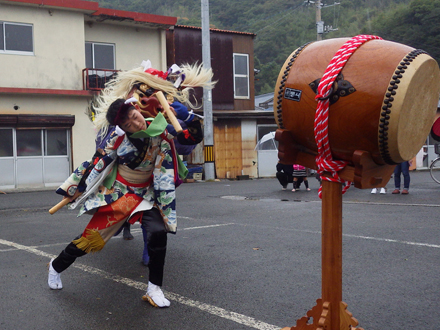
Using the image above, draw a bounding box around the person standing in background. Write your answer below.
[392,160,411,194]
[371,187,386,194]
[292,164,310,192]
[276,161,294,190]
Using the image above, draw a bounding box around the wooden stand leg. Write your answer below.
[282,180,363,330]
[276,140,392,329]
[321,180,343,329]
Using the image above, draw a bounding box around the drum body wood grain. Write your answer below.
[274,38,440,165]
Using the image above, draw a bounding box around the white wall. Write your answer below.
[0,5,85,89]
[84,21,166,71]
[241,119,258,177]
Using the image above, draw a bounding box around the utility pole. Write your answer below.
[308,0,339,41]
[201,0,215,180]
[316,0,323,41]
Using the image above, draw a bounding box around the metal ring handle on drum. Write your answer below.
[316,87,334,101]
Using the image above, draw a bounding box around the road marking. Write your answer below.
[0,238,56,258]
[219,197,440,208]
[182,223,235,231]
[343,201,440,207]
[342,233,440,248]
[0,238,281,330]
[234,224,440,249]
[304,229,440,249]
[0,223,235,252]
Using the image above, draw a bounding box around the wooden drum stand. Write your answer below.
[275,36,440,330]
[278,131,395,330]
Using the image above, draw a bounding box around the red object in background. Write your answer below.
[431,117,440,141]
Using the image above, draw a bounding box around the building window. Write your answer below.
[0,22,33,54]
[233,53,250,99]
[17,129,42,156]
[45,129,68,156]
[13,129,68,157]
[84,42,116,90]
[257,125,278,150]
[85,42,115,69]
[0,128,13,157]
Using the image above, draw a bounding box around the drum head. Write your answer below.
[388,53,440,163]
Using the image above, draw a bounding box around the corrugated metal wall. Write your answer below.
[168,27,235,110]
[214,119,242,179]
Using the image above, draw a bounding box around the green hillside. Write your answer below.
[95,0,440,94]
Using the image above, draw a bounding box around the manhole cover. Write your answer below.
[221,195,247,200]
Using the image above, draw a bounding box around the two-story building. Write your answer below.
[0,0,173,190]
[0,0,178,190]
[0,0,274,189]
[166,25,277,179]
[0,0,277,191]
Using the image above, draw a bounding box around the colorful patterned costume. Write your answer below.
[56,113,184,253]
[48,60,214,308]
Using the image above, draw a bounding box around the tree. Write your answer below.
[372,0,440,62]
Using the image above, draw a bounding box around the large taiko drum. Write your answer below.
[274,38,440,165]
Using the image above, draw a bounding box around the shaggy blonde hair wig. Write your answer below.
[93,62,215,134]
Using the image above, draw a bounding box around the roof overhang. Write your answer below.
[0,87,96,97]
[0,0,99,13]
[87,8,177,29]
[1,0,177,28]
[174,24,256,37]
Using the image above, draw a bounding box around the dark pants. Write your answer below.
[394,161,410,189]
[141,208,167,286]
[52,207,167,286]
[276,171,293,188]
[293,177,309,189]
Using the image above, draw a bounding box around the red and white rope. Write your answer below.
[314,35,383,198]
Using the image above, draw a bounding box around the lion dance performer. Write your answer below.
[47,60,215,308]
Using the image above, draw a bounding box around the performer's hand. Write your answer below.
[171,102,194,123]
[163,106,177,121]
[66,189,82,202]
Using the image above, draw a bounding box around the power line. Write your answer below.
[253,1,307,34]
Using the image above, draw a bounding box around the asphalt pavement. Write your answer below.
[0,170,439,330]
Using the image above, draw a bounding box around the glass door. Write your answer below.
[0,128,70,189]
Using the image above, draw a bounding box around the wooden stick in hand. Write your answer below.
[49,198,71,215]
[155,91,183,133]
[49,189,82,215]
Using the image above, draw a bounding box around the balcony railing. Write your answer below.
[82,68,120,91]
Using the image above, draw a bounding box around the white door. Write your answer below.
[257,149,278,177]
[0,128,70,189]
[256,125,278,178]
